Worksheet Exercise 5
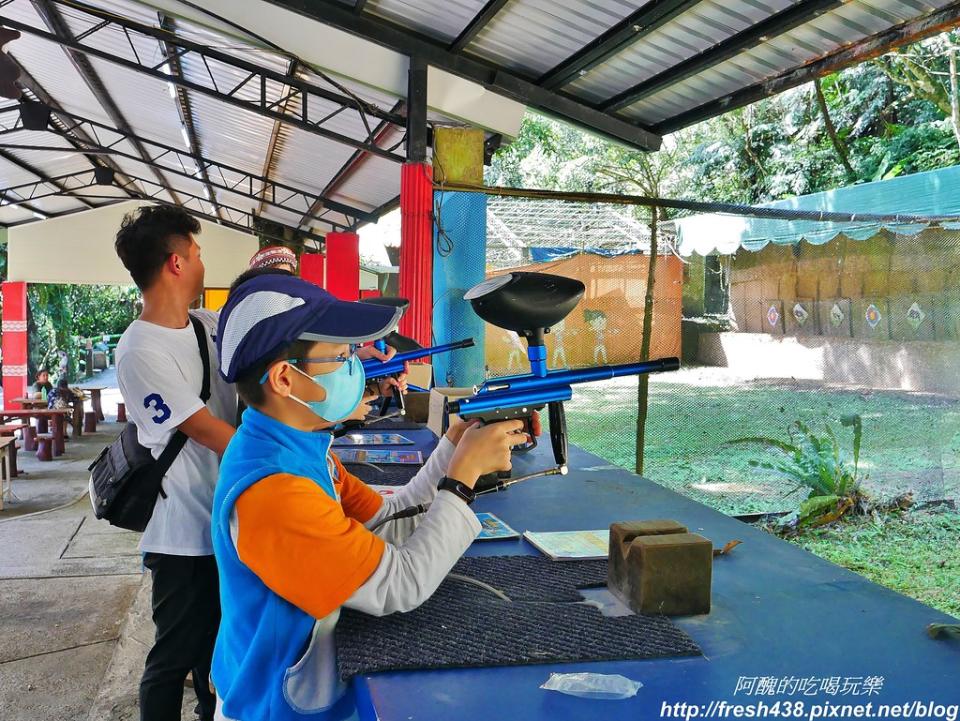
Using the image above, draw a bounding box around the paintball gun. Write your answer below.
[447,271,680,485]
[344,297,476,424]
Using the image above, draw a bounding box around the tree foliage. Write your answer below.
[487,32,960,206]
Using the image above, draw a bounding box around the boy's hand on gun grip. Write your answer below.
[376,362,409,398]
[446,419,530,489]
[446,410,540,446]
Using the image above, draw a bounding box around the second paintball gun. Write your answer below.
[447,271,680,483]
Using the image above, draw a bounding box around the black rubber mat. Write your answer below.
[336,555,702,679]
[342,463,420,485]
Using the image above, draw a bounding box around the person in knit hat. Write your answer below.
[248,245,297,274]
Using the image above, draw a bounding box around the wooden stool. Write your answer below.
[37,416,49,434]
[117,402,127,423]
[83,411,98,434]
[22,425,37,452]
[36,435,53,462]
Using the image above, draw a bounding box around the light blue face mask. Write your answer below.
[285,355,366,423]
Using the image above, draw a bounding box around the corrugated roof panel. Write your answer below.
[29,194,89,215]
[183,85,274,180]
[467,0,638,77]
[0,1,115,127]
[565,0,794,104]
[0,205,33,225]
[366,0,488,43]
[271,124,363,202]
[325,154,400,216]
[621,0,955,126]
[0,129,94,180]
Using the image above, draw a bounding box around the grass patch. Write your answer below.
[789,508,960,617]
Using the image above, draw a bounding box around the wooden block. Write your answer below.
[609,530,713,616]
[608,520,687,594]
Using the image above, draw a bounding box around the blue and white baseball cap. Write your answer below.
[216,274,403,383]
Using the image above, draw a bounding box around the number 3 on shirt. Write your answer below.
[144,393,172,425]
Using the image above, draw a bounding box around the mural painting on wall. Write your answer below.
[482,254,683,376]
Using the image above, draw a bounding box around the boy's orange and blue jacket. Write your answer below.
[211,407,386,720]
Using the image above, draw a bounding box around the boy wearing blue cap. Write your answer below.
[211,273,528,721]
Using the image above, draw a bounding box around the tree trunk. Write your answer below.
[949,47,960,152]
[635,206,659,476]
[813,78,856,182]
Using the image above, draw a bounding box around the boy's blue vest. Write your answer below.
[211,408,353,720]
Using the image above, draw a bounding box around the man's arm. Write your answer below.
[179,407,235,456]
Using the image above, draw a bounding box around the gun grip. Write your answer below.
[512,414,538,454]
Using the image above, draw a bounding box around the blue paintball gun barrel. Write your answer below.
[362,338,476,382]
[448,271,680,482]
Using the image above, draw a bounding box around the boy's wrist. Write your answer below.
[445,460,479,489]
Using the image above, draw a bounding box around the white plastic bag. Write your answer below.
[540,672,643,700]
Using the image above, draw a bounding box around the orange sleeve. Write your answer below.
[330,452,384,523]
[234,473,385,619]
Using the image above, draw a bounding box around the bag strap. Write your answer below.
[152,315,213,493]
[189,314,212,403]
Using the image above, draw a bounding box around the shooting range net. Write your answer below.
[434,187,960,517]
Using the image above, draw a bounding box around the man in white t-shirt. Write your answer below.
[114,206,237,721]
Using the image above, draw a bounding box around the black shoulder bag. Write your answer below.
[88,315,211,532]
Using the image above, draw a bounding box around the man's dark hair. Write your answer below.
[235,339,313,408]
[114,205,201,290]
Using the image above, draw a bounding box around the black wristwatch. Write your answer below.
[438,476,476,505]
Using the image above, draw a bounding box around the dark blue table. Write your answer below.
[348,428,960,720]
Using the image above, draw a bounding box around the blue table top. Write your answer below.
[345,428,960,720]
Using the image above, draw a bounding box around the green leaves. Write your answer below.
[728,416,869,534]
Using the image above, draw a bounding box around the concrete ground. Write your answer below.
[0,376,201,720]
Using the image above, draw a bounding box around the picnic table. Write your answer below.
[78,386,107,422]
[0,437,15,509]
[11,397,85,439]
[0,424,27,478]
[0,409,71,457]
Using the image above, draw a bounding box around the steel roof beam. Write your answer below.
[268,0,662,151]
[258,58,298,216]
[653,0,960,134]
[0,146,94,208]
[537,0,701,91]
[601,0,843,113]
[28,0,183,204]
[30,105,377,224]
[0,169,336,240]
[6,0,408,161]
[159,13,224,220]
[449,0,509,52]
[302,100,404,229]
[8,60,143,198]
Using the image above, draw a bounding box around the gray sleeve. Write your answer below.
[363,435,457,540]
[344,491,481,616]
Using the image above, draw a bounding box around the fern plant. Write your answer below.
[727,414,867,533]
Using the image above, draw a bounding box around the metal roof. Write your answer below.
[1,0,959,235]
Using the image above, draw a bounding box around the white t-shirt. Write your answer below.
[116,309,236,556]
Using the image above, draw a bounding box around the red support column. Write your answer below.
[325,232,360,301]
[399,161,433,347]
[1,281,28,409]
[300,253,326,288]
